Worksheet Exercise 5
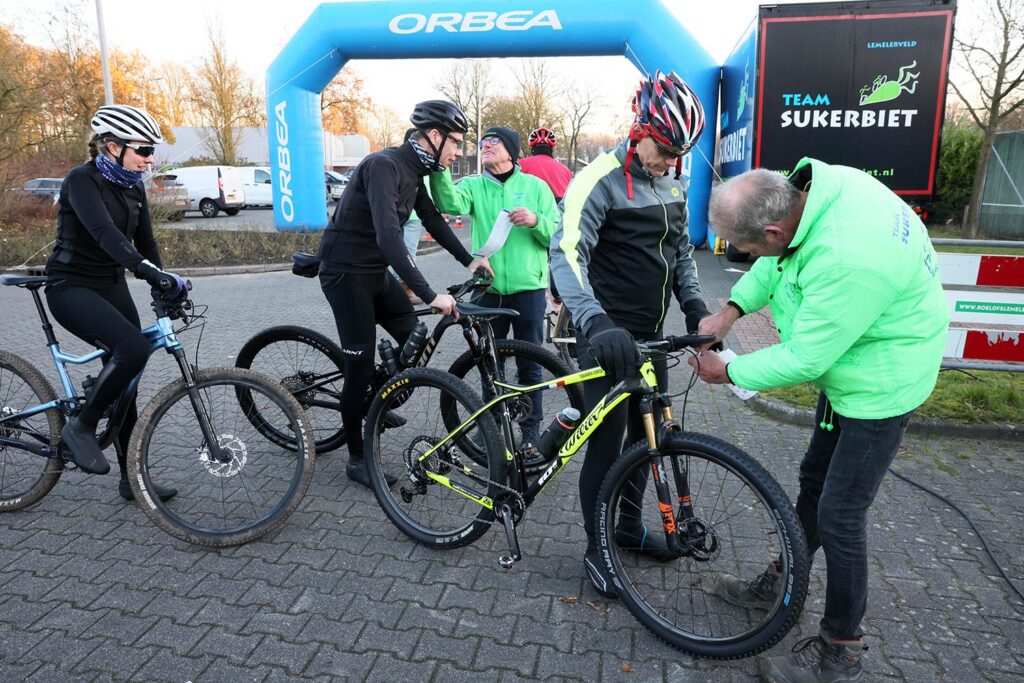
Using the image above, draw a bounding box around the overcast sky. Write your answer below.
[4,0,981,133]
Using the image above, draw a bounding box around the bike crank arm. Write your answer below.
[496,502,522,569]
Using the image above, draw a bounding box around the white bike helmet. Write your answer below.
[91,104,164,144]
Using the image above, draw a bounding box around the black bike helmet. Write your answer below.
[410,100,469,134]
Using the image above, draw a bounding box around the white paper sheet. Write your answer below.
[474,209,513,257]
[717,348,758,400]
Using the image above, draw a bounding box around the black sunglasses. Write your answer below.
[652,138,690,158]
[119,141,157,157]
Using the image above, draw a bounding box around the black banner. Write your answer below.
[755,6,954,196]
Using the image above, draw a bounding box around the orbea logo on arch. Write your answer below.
[389,10,563,34]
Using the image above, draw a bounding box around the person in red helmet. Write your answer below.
[519,127,573,203]
[549,71,712,598]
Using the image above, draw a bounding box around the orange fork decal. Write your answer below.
[658,501,677,535]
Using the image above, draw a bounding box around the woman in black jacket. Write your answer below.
[45,104,184,500]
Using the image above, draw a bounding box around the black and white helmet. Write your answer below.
[91,105,164,144]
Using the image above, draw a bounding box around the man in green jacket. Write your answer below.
[693,159,948,683]
[430,125,561,445]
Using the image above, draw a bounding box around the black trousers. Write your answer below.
[320,271,417,458]
[45,279,150,454]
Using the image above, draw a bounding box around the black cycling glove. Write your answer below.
[135,260,187,300]
[584,314,638,383]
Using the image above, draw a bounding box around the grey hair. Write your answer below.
[709,169,799,245]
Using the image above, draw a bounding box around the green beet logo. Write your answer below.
[859,61,919,106]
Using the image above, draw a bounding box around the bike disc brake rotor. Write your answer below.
[198,434,248,477]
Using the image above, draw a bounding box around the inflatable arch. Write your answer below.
[266,0,718,245]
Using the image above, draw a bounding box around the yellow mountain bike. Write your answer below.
[363,331,809,659]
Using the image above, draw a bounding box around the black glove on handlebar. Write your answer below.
[584,314,638,383]
[136,260,187,300]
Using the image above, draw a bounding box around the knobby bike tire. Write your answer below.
[551,305,577,369]
[446,338,584,475]
[596,432,809,659]
[235,325,348,454]
[129,367,315,547]
[0,351,65,510]
[364,368,507,549]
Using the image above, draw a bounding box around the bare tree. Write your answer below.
[436,59,491,169]
[366,106,404,151]
[557,86,595,171]
[321,67,370,135]
[190,20,263,165]
[512,58,557,130]
[949,0,1024,236]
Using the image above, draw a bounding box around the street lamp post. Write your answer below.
[95,0,113,105]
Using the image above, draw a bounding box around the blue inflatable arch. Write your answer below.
[266,0,718,245]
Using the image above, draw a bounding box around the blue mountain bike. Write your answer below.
[0,273,315,546]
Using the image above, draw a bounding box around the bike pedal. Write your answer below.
[498,554,518,569]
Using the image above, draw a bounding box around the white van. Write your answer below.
[236,166,273,208]
[168,165,246,218]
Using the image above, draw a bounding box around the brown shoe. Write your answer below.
[401,282,422,305]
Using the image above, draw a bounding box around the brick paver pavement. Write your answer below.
[1,249,1021,682]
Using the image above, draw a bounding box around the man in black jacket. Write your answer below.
[550,72,711,596]
[318,100,490,488]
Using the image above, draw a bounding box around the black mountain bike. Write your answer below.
[363,331,809,659]
[236,256,583,474]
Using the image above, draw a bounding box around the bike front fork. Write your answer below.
[641,396,701,558]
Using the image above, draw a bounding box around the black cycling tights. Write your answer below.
[321,271,417,459]
[45,279,151,455]
[575,330,668,549]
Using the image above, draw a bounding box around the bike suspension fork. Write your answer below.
[172,348,231,464]
[640,398,683,555]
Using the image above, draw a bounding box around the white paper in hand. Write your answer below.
[474,209,513,257]
[717,348,758,400]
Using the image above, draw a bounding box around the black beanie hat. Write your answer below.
[482,126,521,164]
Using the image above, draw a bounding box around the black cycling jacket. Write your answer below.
[46,160,161,285]
[318,142,472,303]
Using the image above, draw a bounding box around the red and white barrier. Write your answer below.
[938,253,1024,367]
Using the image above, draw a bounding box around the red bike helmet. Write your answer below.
[528,127,557,148]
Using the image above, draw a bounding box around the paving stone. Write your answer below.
[304,645,376,680]
[242,634,316,676]
[189,628,264,665]
[135,617,210,656]
[132,647,211,682]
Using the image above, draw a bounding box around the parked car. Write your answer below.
[237,166,273,208]
[146,173,189,221]
[165,165,245,218]
[21,178,62,202]
[325,171,348,202]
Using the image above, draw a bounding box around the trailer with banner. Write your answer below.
[716,0,957,259]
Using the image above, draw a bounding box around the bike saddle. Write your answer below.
[456,302,519,319]
[0,274,48,288]
[291,252,321,278]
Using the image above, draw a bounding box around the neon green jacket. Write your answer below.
[430,166,560,295]
[727,158,948,419]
